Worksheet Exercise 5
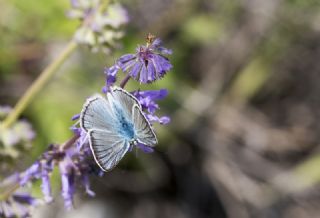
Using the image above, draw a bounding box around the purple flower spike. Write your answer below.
[136,142,154,153]
[104,65,120,92]
[12,193,38,206]
[146,114,171,125]
[132,89,170,125]
[59,161,75,210]
[20,161,41,186]
[71,114,80,121]
[82,174,95,197]
[75,128,89,150]
[104,34,172,85]
[40,162,53,203]
[133,89,167,112]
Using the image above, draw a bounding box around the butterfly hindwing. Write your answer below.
[89,129,130,171]
[132,104,157,146]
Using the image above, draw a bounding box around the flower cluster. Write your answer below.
[0,133,102,217]
[0,33,172,217]
[102,34,172,128]
[0,105,35,158]
[132,89,170,125]
[18,142,98,210]
[0,173,39,217]
[104,33,172,88]
[68,0,129,53]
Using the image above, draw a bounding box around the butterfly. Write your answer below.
[80,86,157,171]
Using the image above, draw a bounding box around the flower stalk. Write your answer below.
[1,41,78,130]
[0,183,20,202]
[119,74,131,88]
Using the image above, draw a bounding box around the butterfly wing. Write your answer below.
[80,88,156,171]
[89,129,130,171]
[132,104,158,146]
[80,94,115,132]
[110,87,141,119]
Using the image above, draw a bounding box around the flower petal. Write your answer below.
[40,165,52,203]
[20,162,40,186]
[136,142,154,153]
[119,58,136,72]
[139,65,148,83]
[129,62,142,79]
[71,114,80,121]
[147,61,156,82]
[118,54,136,64]
[82,174,95,197]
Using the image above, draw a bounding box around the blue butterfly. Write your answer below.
[80,86,157,171]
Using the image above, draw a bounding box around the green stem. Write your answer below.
[0,183,20,201]
[120,74,131,88]
[1,41,77,129]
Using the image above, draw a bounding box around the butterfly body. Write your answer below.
[80,87,157,171]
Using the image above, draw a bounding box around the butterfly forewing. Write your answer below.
[132,104,157,146]
[111,87,141,119]
[89,129,130,171]
[81,95,115,132]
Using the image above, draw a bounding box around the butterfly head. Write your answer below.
[130,139,138,146]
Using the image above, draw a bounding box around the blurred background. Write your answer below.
[1,0,320,217]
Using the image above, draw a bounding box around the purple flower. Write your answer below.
[20,161,41,186]
[146,114,170,125]
[20,157,54,203]
[12,193,38,206]
[104,34,172,85]
[103,65,120,92]
[12,140,97,211]
[59,160,75,210]
[0,193,38,218]
[71,127,89,150]
[132,89,170,125]
[134,89,168,113]
[81,174,95,197]
[71,113,80,121]
[40,161,53,203]
[136,142,154,153]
